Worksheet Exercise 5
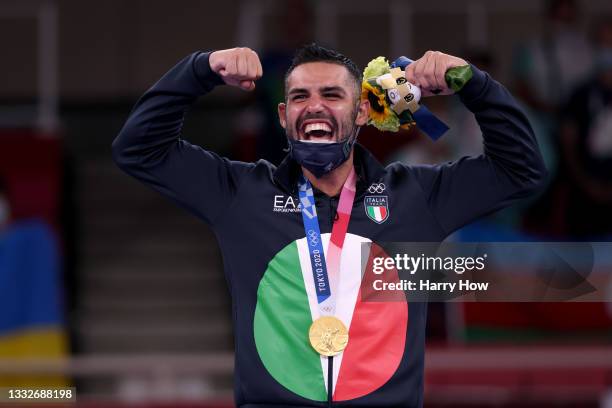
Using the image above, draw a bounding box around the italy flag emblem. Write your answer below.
[364,196,389,224]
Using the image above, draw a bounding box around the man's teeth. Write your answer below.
[304,122,332,135]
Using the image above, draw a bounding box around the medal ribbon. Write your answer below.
[298,168,357,316]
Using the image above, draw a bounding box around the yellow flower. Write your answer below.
[361,81,399,132]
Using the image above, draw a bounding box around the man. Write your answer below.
[112,44,546,407]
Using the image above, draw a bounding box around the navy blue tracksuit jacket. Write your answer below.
[112,51,546,407]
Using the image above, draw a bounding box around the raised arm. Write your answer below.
[405,51,547,235]
[112,48,262,226]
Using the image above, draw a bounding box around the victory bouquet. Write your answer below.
[361,56,472,139]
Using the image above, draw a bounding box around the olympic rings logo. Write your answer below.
[368,183,386,194]
[308,229,319,246]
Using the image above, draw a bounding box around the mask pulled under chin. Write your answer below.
[288,136,355,178]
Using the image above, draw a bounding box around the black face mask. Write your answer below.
[288,131,357,178]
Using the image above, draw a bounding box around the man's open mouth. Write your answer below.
[300,120,335,142]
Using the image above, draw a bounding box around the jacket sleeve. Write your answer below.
[409,65,547,235]
[111,51,254,227]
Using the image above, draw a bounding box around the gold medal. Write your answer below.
[308,316,349,357]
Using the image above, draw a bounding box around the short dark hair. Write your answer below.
[284,43,362,98]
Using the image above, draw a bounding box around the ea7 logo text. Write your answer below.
[273,195,301,213]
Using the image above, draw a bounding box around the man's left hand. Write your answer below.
[405,51,468,97]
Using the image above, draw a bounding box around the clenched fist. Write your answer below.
[209,47,263,91]
[405,51,468,97]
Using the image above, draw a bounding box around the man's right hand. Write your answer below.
[209,47,263,91]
